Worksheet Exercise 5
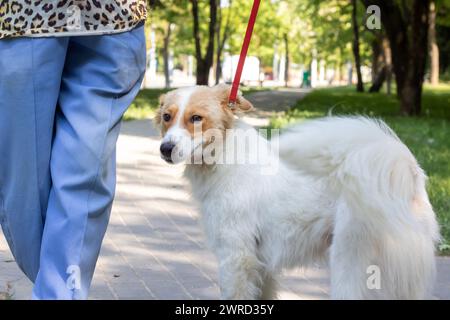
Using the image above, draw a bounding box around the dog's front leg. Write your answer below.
[216,245,264,300]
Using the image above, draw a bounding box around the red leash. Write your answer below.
[228,0,261,108]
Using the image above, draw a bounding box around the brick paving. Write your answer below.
[1,90,449,300]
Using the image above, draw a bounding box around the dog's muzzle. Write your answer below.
[160,142,175,163]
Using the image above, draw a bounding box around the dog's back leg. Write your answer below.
[330,201,381,299]
[330,196,437,300]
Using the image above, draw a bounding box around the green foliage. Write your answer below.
[436,0,450,76]
[271,84,450,253]
[123,88,169,121]
[148,0,374,70]
[436,0,450,27]
[148,0,449,84]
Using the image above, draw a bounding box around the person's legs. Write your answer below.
[32,25,146,299]
[0,37,68,281]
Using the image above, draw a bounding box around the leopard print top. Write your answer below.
[0,0,147,39]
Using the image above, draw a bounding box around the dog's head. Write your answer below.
[154,84,254,164]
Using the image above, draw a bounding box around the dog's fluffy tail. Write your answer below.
[278,116,440,299]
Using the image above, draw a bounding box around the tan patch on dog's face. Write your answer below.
[161,104,179,132]
[181,88,234,139]
[156,94,182,135]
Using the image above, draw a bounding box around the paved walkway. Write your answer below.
[241,88,311,127]
[1,89,449,300]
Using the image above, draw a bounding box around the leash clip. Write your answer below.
[228,101,236,110]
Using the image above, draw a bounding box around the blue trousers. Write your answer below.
[0,25,146,299]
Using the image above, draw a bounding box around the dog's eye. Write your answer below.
[191,115,203,123]
[163,113,171,122]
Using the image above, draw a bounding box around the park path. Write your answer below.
[241,88,311,127]
[1,89,450,300]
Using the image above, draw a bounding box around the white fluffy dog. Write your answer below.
[154,84,440,300]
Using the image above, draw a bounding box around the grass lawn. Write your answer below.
[124,86,272,121]
[271,84,450,254]
[124,88,168,121]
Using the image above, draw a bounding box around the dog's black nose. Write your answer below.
[160,142,175,162]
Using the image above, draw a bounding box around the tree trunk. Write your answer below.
[371,36,383,81]
[383,37,393,95]
[215,5,222,85]
[338,47,345,83]
[196,62,210,85]
[215,0,232,85]
[284,33,290,87]
[215,47,223,85]
[163,23,172,89]
[369,66,386,92]
[369,35,384,92]
[351,0,364,92]
[429,1,439,85]
[401,0,430,115]
[191,0,218,85]
[362,0,430,115]
[399,84,423,116]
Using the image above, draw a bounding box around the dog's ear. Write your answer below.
[154,93,166,127]
[214,84,255,113]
